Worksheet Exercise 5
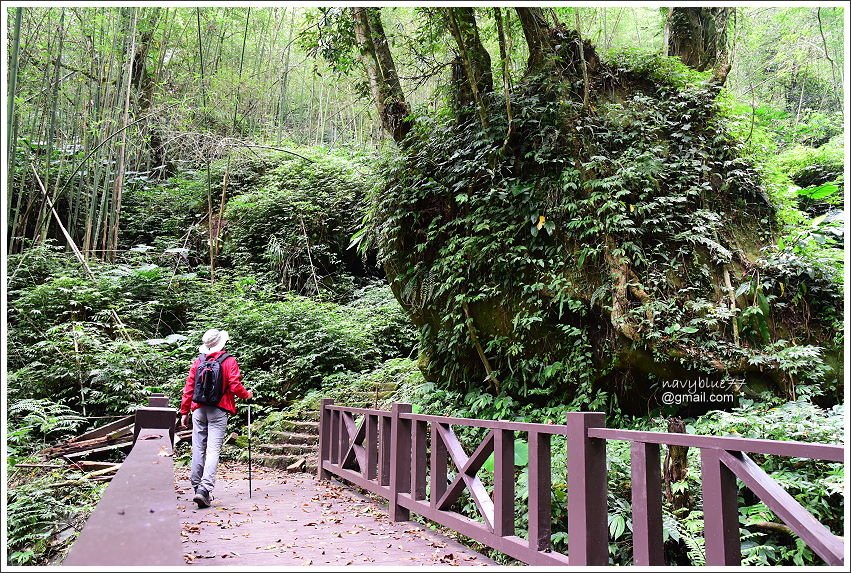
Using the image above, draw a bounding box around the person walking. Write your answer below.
[179,328,252,508]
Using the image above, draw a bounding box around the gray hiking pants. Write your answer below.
[191,406,229,494]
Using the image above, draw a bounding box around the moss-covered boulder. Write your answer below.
[364,48,843,412]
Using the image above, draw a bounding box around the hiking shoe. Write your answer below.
[193,487,211,509]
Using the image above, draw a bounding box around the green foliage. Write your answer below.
[191,292,385,405]
[364,49,841,407]
[606,48,711,89]
[7,226,416,418]
[223,149,378,300]
[302,7,359,78]
[120,172,206,249]
[775,137,844,213]
[7,248,215,418]
[344,282,418,358]
[6,468,106,565]
[7,399,86,462]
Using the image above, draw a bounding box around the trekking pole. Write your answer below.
[247,401,252,499]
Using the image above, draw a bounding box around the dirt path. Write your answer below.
[175,462,495,566]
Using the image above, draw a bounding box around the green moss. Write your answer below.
[604,48,712,90]
[366,54,841,409]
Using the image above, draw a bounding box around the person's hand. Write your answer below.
[180,414,190,428]
[246,390,254,400]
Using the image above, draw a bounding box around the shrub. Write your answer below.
[223,149,379,299]
[189,292,386,405]
[6,469,105,565]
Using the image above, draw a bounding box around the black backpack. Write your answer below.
[192,353,230,406]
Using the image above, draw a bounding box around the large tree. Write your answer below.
[665,7,734,84]
[444,8,493,127]
[351,7,411,143]
[353,7,840,410]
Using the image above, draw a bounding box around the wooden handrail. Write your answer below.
[588,427,844,461]
[64,398,182,566]
[318,401,845,567]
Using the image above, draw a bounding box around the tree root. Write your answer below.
[462,301,500,394]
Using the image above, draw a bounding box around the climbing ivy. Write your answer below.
[361,50,842,410]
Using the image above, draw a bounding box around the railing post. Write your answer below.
[702,448,741,565]
[528,431,552,552]
[567,412,608,566]
[134,404,177,446]
[412,420,428,500]
[494,429,515,537]
[317,398,333,480]
[430,423,447,508]
[379,414,392,486]
[631,442,664,565]
[365,413,379,480]
[330,407,340,465]
[389,402,412,521]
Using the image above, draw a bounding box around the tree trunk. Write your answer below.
[351,7,411,143]
[663,417,691,511]
[665,7,733,84]
[515,7,554,73]
[277,8,296,143]
[131,9,160,173]
[445,8,493,127]
[493,7,513,150]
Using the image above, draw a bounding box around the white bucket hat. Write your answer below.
[199,328,229,354]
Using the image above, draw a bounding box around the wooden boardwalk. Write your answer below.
[175,462,494,566]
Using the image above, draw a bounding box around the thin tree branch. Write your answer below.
[816,8,841,108]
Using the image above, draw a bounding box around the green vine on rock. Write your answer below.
[362,50,842,411]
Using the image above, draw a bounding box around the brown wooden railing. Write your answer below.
[64,395,183,566]
[317,400,845,566]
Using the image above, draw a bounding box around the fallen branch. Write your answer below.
[462,301,500,394]
[63,441,133,459]
[41,430,133,458]
[750,521,795,537]
[47,465,121,488]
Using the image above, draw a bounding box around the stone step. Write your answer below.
[255,453,317,472]
[276,419,319,433]
[258,443,317,456]
[348,390,395,397]
[268,431,318,445]
[279,410,321,422]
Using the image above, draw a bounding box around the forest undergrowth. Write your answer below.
[5,6,846,567]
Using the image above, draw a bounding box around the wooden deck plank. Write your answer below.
[175,462,494,566]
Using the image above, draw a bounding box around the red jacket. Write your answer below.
[180,351,250,415]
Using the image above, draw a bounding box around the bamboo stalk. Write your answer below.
[107,7,138,261]
[31,162,133,342]
[6,8,24,251]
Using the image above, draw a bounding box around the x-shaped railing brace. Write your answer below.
[434,424,496,531]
